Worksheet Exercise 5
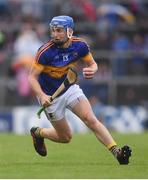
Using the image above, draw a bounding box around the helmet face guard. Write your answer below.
[49,16,74,45]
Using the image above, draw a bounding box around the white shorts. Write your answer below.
[43,84,87,121]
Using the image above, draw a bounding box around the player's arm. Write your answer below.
[82,53,98,79]
[28,62,51,106]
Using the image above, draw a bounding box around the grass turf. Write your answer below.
[0,132,148,179]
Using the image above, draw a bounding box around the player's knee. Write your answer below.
[59,132,72,143]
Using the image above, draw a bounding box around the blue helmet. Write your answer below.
[49,15,74,30]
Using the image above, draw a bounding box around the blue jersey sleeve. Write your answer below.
[79,41,90,58]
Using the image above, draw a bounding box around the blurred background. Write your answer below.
[0,0,148,134]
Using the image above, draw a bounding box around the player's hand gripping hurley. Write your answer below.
[37,68,77,118]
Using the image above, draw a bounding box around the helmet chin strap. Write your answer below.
[67,28,73,39]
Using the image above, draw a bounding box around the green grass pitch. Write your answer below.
[0,132,148,178]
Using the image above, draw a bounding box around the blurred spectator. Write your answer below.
[0,0,9,17]
[11,23,43,104]
[143,34,148,75]
[94,58,112,81]
[60,0,97,22]
[13,24,42,56]
[96,32,110,50]
[130,33,146,75]
[125,87,137,105]
[97,2,135,33]
[21,0,43,19]
[111,32,131,76]
[0,30,6,63]
[77,0,97,22]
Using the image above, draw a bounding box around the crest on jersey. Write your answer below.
[62,54,69,61]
